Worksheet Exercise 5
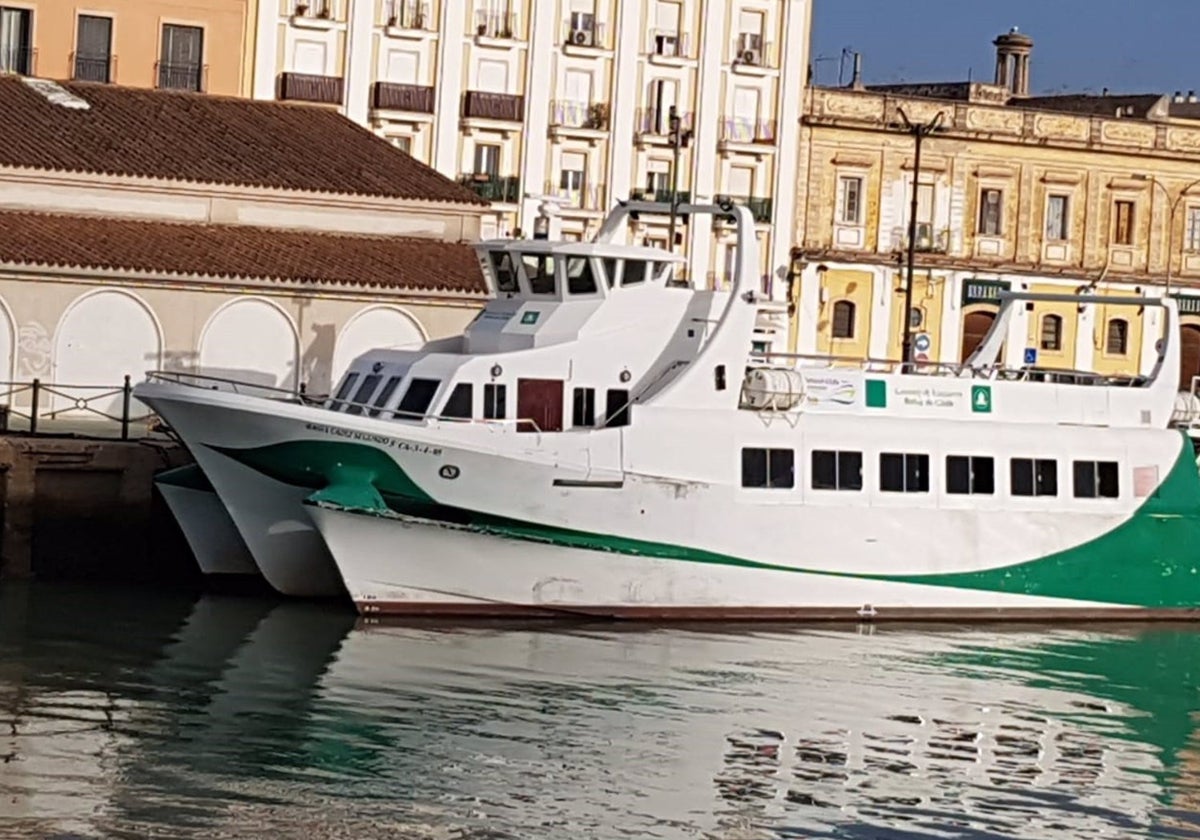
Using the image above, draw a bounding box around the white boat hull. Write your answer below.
[155,466,258,578]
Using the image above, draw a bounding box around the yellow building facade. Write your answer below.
[793,48,1200,390]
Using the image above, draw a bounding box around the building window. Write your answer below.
[1073,461,1119,499]
[572,387,596,427]
[811,450,862,491]
[1113,200,1135,246]
[159,24,204,91]
[344,374,382,415]
[946,455,995,495]
[390,135,413,155]
[483,383,506,420]
[441,382,473,419]
[879,453,929,493]
[559,151,587,207]
[645,166,671,199]
[1105,319,1129,355]
[74,15,113,82]
[978,188,1003,236]
[1011,458,1058,497]
[0,6,32,74]
[1040,314,1063,352]
[831,300,855,339]
[839,176,863,225]
[605,389,630,427]
[1045,194,1070,242]
[1187,207,1200,253]
[742,448,794,489]
[473,143,500,176]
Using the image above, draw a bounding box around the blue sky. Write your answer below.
[811,0,1200,95]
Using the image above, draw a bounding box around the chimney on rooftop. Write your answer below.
[1190,90,1198,103]
[850,52,863,90]
[1174,91,1185,103]
[993,27,1034,98]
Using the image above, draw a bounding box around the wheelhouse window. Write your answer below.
[159,24,204,91]
[441,382,473,419]
[604,388,630,427]
[520,253,556,295]
[880,453,929,493]
[1113,200,1135,246]
[621,260,649,287]
[1105,319,1129,355]
[1011,458,1057,497]
[329,372,359,411]
[565,257,598,295]
[0,6,32,75]
[396,377,440,417]
[742,448,794,489]
[74,14,113,82]
[483,383,506,420]
[946,455,995,495]
[978,188,1002,236]
[345,374,382,415]
[490,251,519,293]
[368,375,403,417]
[811,450,862,491]
[1040,314,1063,352]
[1073,461,1119,499]
[831,300,855,340]
[572,387,596,427]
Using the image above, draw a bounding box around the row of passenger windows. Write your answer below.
[741,448,1121,499]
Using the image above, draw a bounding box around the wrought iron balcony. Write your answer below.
[630,188,691,204]
[457,173,521,204]
[278,72,344,104]
[549,100,609,130]
[372,82,434,113]
[544,181,607,211]
[474,10,519,39]
[719,116,777,144]
[386,0,430,29]
[647,29,691,59]
[462,91,524,122]
[635,107,694,136]
[716,195,773,223]
[72,53,113,83]
[157,61,205,92]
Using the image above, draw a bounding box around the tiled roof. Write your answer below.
[0,211,487,294]
[0,77,487,205]
[1015,93,1166,119]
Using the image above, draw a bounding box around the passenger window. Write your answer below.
[329,373,359,411]
[345,374,382,416]
[1011,458,1057,497]
[946,456,995,495]
[522,254,556,295]
[880,453,929,493]
[604,389,631,427]
[572,387,596,427]
[483,383,507,420]
[622,260,648,286]
[368,376,403,417]
[1073,460,1119,499]
[601,258,620,288]
[441,383,473,419]
[742,448,795,489]
[811,450,862,491]
[493,252,519,293]
[565,257,598,295]
[396,378,440,417]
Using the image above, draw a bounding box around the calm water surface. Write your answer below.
[1,582,1199,839]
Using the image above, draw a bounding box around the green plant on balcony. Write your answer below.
[586,102,609,130]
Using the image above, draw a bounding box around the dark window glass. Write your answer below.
[572,387,596,427]
[742,448,794,489]
[1040,314,1062,352]
[1036,459,1058,496]
[831,300,855,339]
[978,188,1003,236]
[622,260,649,286]
[0,7,32,75]
[396,378,440,417]
[946,455,994,495]
[368,376,403,417]
[880,453,928,493]
[566,257,598,295]
[1012,458,1057,496]
[605,389,630,427]
[1097,461,1119,498]
[947,456,970,495]
[522,254,556,295]
[75,15,112,82]
[838,451,863,490]
[330,372,359,411]
[811,450,862,490]
[344,373,381,415]
[159,24,204,91]
[1106,319,1128,355]
[483,383,506,420]
[441,383,473,419]
[493,252,519,293]
[1074,460,1119,499]
[1011,459,1034,496]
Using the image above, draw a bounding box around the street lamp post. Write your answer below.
[666,105,693,253]
[1138,174,1200,295]
[896,107,945,368]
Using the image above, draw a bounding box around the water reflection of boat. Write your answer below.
[155,464,259,579]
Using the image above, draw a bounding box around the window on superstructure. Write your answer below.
[622,260,649,287]
[483,383,507,420]
[1011,458,1058,497]
[1073,461,1119,499]
[946,455,995,495]
[441,383,473,419]
[604,389,630,427]
[1187,207,1200,252]
[741,448,794,489]
[345,374,382,415]
[1113,200,1135,246]
[492,251,519,293]
[1105,319,1129,355]
[565,257,598,295]
[978,188,1003,236]
[396,378,440,417]
[831,300,855,339]
[572,387,596,427]
[811,450,862,491]
[1040,314,1063,352]
[838,176,863,225]
[521,254,556,295]
[879,453,929,493]
[368,376,403,417]
[329,372,360,411]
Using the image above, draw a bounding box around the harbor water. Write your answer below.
[2,582,1200,839]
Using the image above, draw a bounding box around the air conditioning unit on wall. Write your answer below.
[569,12,595,46]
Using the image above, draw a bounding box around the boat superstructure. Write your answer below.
[136,200,1200,618]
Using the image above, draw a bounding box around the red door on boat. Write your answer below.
[960,310,996,362]
[1180,324,1200,392]
[516,379,564,433]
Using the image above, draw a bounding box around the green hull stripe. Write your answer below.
[214,434,1200,608]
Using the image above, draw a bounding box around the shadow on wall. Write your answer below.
[298,323,336,397]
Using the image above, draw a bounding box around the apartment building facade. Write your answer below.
[0,0,254,95]
[250,0,811,304]
[794,31,1200,388]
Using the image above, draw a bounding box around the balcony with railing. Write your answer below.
[291,0,337,28]
[0,46,36,76]
[635,107,694,140]
[549,100,609,138]
[462,90,524,123]
[630,188,691,204]
[716,195,772,224]
[458,173,521,205]
[72,52,113,83]
[731,34,777,72]
[385,1,431,30]
[647,30,691,62]
[372,82,435,113]
[157,62,205,92]
[719,116,777,148]
[473,9,521,41]
[545,181,607,213]
[895,224,951,254]
[278,72,344,104]
[562,13,606,50]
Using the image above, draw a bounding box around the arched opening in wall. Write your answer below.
[331,307,426,385]
[1179,324,1200,392]
[53,291,162,419]
[199,299,298,391]
[960,309,996,363]
[0,299,15,386]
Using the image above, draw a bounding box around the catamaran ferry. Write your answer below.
[136,200,1200,619]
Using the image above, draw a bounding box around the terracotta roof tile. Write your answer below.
[0,211,487,294]
[0,77,487,205]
